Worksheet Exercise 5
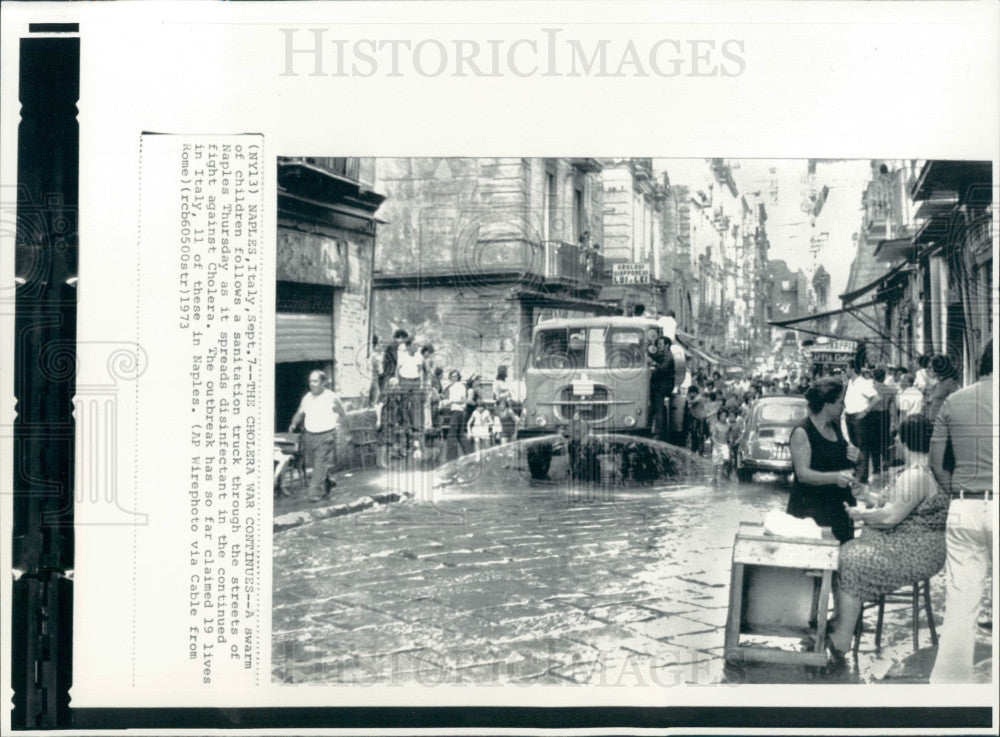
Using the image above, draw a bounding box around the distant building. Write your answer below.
[836,160,919,350]
[766,259,811,336]
[597,158,665,316]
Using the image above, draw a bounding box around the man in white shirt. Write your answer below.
[396,338,425,443]
[930,340,994,683]
[895,373,924,419]
[289,370,350,501]
[656,310,678,343]
[842,362,878,482]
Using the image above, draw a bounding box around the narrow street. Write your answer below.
[272,453,952,686]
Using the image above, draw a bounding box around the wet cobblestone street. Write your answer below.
[272,453,966,687]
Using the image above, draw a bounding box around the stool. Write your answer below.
[274,434,307,494]
[725,522,840,667]
[852,578,937,657]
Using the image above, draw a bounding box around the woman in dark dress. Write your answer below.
[787,378,861,543]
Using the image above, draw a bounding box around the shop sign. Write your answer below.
[612,263,650,284]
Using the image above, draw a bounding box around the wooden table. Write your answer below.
[724,521,840,667]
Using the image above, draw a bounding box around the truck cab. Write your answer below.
[521,317,679,436]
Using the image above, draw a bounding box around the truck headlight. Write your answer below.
[535,415,547,427]
[623,415,636,427]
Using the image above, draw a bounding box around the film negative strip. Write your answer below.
[11,24,79,730]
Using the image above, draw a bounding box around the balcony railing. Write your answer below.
[541,240,607,286]
[282,157,376,187]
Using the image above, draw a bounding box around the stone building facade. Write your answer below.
[598,159,665,314]
[372,157,610,388]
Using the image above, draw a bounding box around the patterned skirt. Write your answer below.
[838,525,946,601]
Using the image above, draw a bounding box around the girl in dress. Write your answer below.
[466,400,493,455]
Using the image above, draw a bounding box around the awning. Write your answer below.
[769,294,917,361]
[767,300,882,342]
[515,288,620,314]
[911,160,992,203]
[686,343,724,365]
[912,213,954,247]
[769,300,879,329]
[597,284,657,303]
[913,197,958,220]
[873,237,916,264]
[838,258,914,304]
[675,330,728,365]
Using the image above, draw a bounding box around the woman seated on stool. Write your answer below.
[824,414,949,663]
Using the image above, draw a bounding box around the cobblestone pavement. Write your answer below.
[272,457,983,686]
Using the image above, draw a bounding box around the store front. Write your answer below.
[274,282,335,432]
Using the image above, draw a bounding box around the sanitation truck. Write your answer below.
[519,316,687,479]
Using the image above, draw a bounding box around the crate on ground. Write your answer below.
[345,409,379,468]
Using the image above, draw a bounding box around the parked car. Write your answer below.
[734,395,809,483]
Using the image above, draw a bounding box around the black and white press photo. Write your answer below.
[269,157,994,687]
[3,1,997,732]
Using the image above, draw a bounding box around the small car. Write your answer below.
[734,395,809,483]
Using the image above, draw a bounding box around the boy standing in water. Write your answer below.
[709,408,732,482]
[495,399,519,445]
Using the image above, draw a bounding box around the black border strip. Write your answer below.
[11,32,79,730]
[69,706,991,730]
[27,23,79,33]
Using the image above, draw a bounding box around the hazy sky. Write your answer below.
[654,158,872,311]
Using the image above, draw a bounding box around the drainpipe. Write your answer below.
[368,217,378,368]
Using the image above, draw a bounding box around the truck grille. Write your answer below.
[556,385,610,422]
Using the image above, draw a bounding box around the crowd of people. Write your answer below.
[781,340,993,681]
[676,368,806,481]
[369,328,524,465]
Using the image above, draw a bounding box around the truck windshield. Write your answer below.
[532,327,647,369]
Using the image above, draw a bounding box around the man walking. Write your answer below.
[930,339,994,683]
[843,360,878,482]
[289,370,350,502]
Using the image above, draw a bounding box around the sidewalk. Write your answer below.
[273,453,436,532]
[273,465,397,531]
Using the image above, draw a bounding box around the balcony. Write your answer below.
[541,240,607,286]
[280,157,376,188]
[277,157,386,236]
[569,158,603,174]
